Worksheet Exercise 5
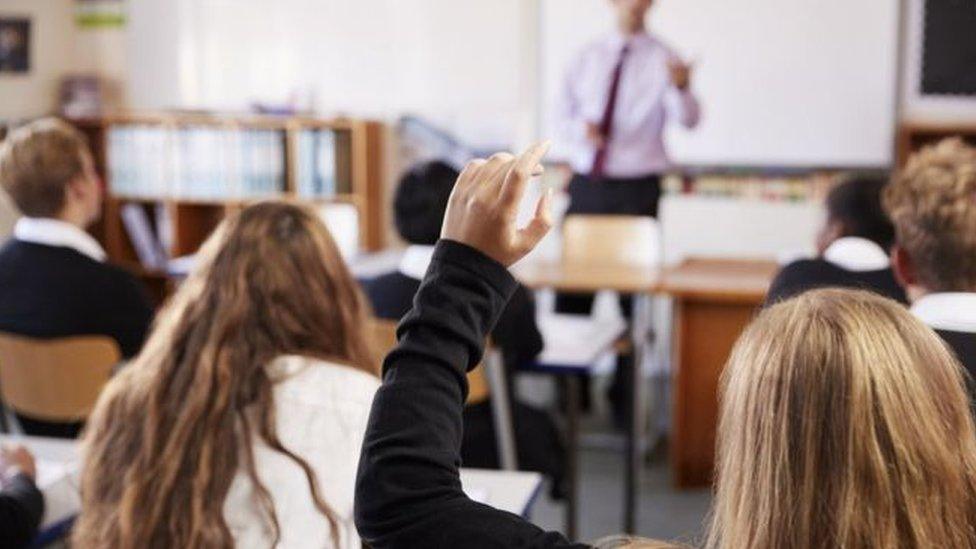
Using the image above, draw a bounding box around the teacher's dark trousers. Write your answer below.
[556,172,661,423]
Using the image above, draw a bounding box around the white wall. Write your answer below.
[127,0,539,149]
[0,0,76,120]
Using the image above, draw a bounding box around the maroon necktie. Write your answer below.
[590,43,630,180]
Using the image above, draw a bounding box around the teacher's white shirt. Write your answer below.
[555,31,701,178]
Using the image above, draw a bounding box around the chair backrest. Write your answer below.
[562,215,662,267]
[369,319,490,404]
[0,333,121,422]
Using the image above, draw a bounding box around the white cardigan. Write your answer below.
[223,355,380,548]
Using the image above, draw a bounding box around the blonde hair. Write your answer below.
[883,138,976,291]
[74,201,376,548]
[707,289,976,549]
[0,118,89,217]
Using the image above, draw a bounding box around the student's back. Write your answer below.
[767,177,906,304]
[0,238,150,356]
[74,202,379,548]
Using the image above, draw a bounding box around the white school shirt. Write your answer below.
[911,293,976,334]
[223,355,380,549]
[822,237,890,272]
[555,31,701,178]
[13,217,107,262]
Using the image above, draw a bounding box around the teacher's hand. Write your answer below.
[668,58,693,91]
[441,142,553,267]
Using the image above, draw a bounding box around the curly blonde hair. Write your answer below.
[883,138,976,291]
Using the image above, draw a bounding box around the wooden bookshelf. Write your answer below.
[896,122,976,166]
[69,113,386,304]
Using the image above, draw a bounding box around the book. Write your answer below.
[120,203,167,270]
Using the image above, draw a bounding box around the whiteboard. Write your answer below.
[541,0,901,168]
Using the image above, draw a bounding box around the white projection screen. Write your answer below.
[541,0,901,168]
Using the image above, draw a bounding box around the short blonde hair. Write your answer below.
[707,289,976,549]
[883,138,976,291]
[0,118,89,218]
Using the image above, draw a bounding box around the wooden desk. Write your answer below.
[658,258,778,488]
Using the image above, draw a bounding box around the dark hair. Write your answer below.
[826,176,895,250]
[394,160,459,245]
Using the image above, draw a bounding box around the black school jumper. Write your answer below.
[765,258,907,306]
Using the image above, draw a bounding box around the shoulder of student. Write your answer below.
[268,355,380,410]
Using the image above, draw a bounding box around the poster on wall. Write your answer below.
[75,0,126,29]
[0,17,30,74]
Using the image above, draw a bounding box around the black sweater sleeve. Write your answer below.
[0,473,44,548]
[492,284,544,369]
[355,240,588,549]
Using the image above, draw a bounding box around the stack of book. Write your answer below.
[108,125,288,200]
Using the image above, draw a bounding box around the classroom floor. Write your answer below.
[529,440,713,545]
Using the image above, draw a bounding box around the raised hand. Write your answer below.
[440,142,553,267]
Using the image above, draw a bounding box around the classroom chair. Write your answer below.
[561,215,661,267]
[369,319,516,469]
[529,214,662,539]
[0,333,121,434]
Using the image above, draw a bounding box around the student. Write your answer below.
[766,176,906,304]
[0,119,153,437]
[361,160,564,494]
[73,202,379,548]
[355,145,976,547]
[884,138,976,377]
[0,445,43,549]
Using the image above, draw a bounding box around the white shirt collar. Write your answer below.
[14,217,107,262]
[398,245,435,280]
[911,293,976,334]
[822,237,890,272]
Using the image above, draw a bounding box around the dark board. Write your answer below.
[922,0,976,96]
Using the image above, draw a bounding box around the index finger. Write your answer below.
[500,141,550,207]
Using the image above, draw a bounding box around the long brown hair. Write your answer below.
[707,289,976,548]
[73,201,376,548]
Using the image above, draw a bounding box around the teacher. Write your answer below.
[556,0,700,218]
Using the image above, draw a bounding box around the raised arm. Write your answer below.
[355,145,589,548]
